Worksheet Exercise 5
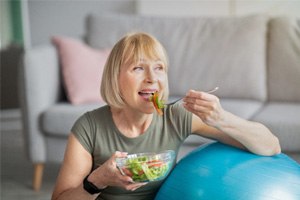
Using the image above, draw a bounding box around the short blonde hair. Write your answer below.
[100,32,169,108]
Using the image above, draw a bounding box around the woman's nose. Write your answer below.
[145,69,157,83]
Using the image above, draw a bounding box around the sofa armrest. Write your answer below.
[19,45,62,163]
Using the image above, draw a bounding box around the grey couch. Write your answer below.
[19,13,300,191]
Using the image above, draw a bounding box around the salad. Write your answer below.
[149,92,165,116]
[116,151,174,182]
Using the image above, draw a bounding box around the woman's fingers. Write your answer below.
[183,93,219,112]
[112,151,148,190]
[183,89,223,126]
[125,182,148,191]
[92,151,147,191]
[185,89,216,101]
[113,151,128,159]
[131,182,148,191]
[184,103,212,114]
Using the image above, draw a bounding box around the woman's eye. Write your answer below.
[133,66,144,71]
[155,65,164,71]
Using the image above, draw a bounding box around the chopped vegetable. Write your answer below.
[120,156,169,182]
[149,92,164,115]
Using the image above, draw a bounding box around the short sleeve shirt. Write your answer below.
[72,103,192,200]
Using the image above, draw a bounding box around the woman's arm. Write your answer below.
[51,133,97,200]
[183,90,281,156]
[52,134,147,200]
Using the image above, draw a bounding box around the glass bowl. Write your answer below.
[115,150,176,182]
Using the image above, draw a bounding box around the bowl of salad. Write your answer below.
[115,150,176,182]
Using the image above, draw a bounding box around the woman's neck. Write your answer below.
[111,107,153,138]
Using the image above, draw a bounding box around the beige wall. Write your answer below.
[25,0,135,48]
[136,0,300,17]
[23,0,300,48]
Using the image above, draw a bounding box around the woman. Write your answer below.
[52,32,281,200]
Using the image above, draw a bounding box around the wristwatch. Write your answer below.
[83,175,105,194]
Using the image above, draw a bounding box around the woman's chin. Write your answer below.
[141,108,155,115]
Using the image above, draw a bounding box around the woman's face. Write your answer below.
[118,57,167,114]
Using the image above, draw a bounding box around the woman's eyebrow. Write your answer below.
[136,58,163,65]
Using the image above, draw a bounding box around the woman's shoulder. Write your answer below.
[161,103,193,140]
[74,105,111,125]
[72,105,112,135]
[164,103,190,117]
[82,104,109,118]
[88,105,110,116]
[162,103,192,126]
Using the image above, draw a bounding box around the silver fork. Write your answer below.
[165,86,219,106]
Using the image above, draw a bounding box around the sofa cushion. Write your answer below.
[267,17,300,102]
[86,14,268,101]
[252,102,300,152]
[220,98,263,119]
[51,36,110,105]
[41,103,103,136]
[168,96,263,119]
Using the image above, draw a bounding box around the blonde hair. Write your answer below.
[100,32,169,108]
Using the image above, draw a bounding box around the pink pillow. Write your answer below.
[51,36,110,105]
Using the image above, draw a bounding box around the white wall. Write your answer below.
[136,0,300,17]
[235,0,300,17]
[137,0,230,16]
[24,0,135,48]
[21,0,300,48]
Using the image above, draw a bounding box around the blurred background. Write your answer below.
[1,0,300,199]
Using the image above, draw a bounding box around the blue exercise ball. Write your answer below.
[155,142,300,200]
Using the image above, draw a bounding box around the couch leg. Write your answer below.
[33,163,44,191]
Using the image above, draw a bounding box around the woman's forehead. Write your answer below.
[137,57,163,63]
[121,38,167,67]
[132,50,164,63]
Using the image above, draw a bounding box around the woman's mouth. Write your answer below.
[138,91,155,101]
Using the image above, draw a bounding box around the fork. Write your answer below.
[165,86,219,106]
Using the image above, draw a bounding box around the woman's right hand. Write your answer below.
[88,151,147,191]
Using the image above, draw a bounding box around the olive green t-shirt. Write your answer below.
[72,103,192,200]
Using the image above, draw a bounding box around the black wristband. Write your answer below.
[83,175,105,194]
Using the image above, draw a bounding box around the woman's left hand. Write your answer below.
[183,89,224,127]
[182,89,281,156]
